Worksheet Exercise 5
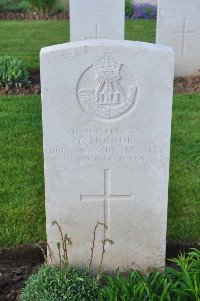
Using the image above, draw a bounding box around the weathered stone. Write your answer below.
[40,39,174,272]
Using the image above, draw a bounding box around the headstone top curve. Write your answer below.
[40,40,174,57]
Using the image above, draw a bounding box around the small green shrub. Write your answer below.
[99,248,200,300]
[98,270,178,300]
[125,0,134,18]
[0,0,31,12]
[0,0,8,11]
[0,55,29,88]
[21,265,100,301]
[28,0,57,14]
[21,221,200,301]
[21,220,107,301]
[167,247,200,300]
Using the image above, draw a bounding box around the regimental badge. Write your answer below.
[77,53,139,121]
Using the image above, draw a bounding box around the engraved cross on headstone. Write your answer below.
[81,169,133,241]
[173,18,196,57]
[85,24,107,40]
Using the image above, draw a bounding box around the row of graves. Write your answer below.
[40,0,200,272]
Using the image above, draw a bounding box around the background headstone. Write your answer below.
[70,0,125,41]
[156,0,200,76]
[40,40,174,272]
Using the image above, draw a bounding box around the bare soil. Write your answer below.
[174,76,200,94]
[1,73,200,97]
[0,246,44,301]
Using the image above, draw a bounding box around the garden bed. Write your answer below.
[174,76,200,94]
[0,11,69,20]
[0,241,199,300]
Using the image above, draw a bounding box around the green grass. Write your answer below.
[0,94,199,248]
[0,95,45,247]
[0,20,156,71]
[125,19,156,43]
[168,94,200,242]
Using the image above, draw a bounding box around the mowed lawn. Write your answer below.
[0,20,156,70]
[0,96,45,247]
[0,95,200,247]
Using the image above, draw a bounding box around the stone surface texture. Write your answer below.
[40,40,174,273]
[156,0,200,77]
[70,0,125,41]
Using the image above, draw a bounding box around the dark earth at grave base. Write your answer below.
[0,72,200,96]
[0,242,199,300]
[0,246,44,301]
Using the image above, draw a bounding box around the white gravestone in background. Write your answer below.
[156,0,200,77]
[70,0,125,41]
[41,40,174,272]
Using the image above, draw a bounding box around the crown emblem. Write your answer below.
[77,53,138,120]
[94,53,120,77]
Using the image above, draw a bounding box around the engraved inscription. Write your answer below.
[47,127,168,164]
[81,169,133,242]
[173,18,196,57]
[77,53,138,121]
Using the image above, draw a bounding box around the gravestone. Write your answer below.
[156,0,200,76]
[40,40,174,272]
[70,0,125,41]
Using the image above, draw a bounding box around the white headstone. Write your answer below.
[40,40,174,273]
[70,0,125,41]
[156,0,200,77]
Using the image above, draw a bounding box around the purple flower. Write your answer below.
[126,3,157,20]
